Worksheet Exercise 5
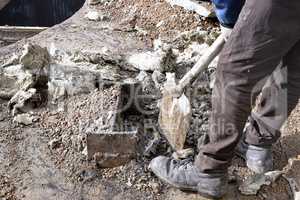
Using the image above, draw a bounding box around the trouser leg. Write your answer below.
[195,0,300,173]
[246,41,300,146]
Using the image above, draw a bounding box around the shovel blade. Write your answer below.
[159,73,192,151]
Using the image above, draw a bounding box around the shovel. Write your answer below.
[159,34,225,153]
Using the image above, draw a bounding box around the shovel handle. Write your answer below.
[178,34,225,92]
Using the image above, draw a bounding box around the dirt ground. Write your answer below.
[0,1,299,200]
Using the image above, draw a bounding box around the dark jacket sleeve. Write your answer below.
[212,0,245,28]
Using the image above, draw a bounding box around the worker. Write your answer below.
[150,0,300,198]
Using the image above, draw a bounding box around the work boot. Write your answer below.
[235,140,273,174]
[149,156,228,199]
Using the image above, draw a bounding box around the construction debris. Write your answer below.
[8,88,37,116]
[13,113,39,125]
[283,157,300,200]
[48,138,61,149]
[87,130,138,168]
[172,148,194,159]
[128,49,176,72]
[239,171,283,195]
[85,10,108,21]
[20,43,50,72]
[166,0,215,18]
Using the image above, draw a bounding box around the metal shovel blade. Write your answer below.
[159,73,192,151]
[158,35,225,152]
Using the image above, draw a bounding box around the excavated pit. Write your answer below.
[0,0,299,199]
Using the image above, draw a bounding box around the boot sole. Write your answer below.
[152,170,224,199]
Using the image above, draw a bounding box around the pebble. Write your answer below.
[48,138,61,149]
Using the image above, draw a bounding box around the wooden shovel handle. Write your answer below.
[178,34,225,92]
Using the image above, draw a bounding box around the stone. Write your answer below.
[20,43,50,72]
[128,48,176,72]
[128,51,164,72]
[88,0,112,5]
[8,88,37,116]
[48,138,61,149]
[149,182,160,193]
[1,44,50,106]
[13,113,38,125]
[85,11,104,21]
[239,171,283,195]
[166,0,215,18]
[283,158,300,200]
[172,148,194,159]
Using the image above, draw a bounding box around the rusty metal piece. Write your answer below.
[86,81,143,168]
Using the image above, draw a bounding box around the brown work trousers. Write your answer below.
[195,0,300,173]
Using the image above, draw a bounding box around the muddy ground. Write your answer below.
[0,0,299,200]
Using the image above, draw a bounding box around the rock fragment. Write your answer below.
[88,0,112,5]
[166,0,215,18]
[239,171,283,195]
[128,49,176,72]
[283,157,300,200]
[85,11,108,21]
[13,113,38,125]
[8,88,37,116]
[172,148,194,159]
[20,43,50,72]
[48,138,61,149]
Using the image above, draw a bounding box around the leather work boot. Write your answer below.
[149,156,228,199]
[235,140,273,174]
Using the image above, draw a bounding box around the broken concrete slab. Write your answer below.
[166,0,215,18]
[8,88,37,116]
[85,10,101,21]
[20,43,50,72]
[0,43,50,104]
[128,48,176,72]
[0,63,38,99]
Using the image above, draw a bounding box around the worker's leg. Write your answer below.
[245,41,300,146]
[195,0,300,173]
